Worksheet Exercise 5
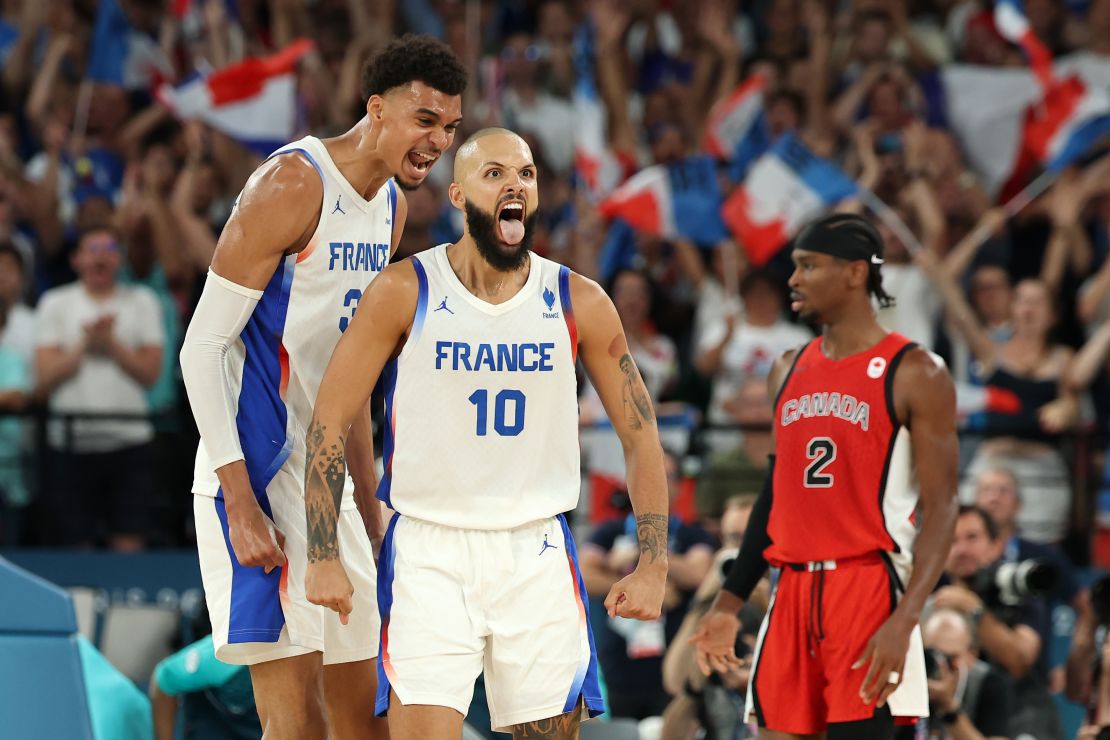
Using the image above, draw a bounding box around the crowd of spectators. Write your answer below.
[2,0,1110,737]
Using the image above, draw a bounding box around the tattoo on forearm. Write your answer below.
[636,513,669,565]
[304,419,347,563]
[510,710,578,739]
[619,353,655,430]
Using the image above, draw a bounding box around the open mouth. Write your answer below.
[496,199,526,245]
[405,150,437,175]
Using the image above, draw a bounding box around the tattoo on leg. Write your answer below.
[636,513,669,564]
[510,710,578,739]
[619,354,654,430]
[304,419,347,563]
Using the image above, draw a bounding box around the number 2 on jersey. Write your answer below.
[468,389,526,437]
[804,437,836,488]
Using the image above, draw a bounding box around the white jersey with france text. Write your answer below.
[192,136,397,512]
[379,244,581,529]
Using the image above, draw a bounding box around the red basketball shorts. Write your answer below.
[745,553,928,734]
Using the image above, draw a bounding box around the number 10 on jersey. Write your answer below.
[468,389,526,437]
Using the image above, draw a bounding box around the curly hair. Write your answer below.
[361,34,468,102]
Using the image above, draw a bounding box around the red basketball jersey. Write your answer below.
[766,332,918,565]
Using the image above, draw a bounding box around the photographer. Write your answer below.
[922,608,1014,740]
[933,505,1062,739]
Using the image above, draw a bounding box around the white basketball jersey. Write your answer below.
[380,244,581,529]
[193,136,396,512]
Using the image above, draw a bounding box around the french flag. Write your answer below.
[993,0,1054,90]
[572,79,624,199]
[1021,74,1110,173]
[721,133,858,266]
[956,383,1023,421]
[599,155,728,247]
[156,40,314,156]
[703,74,771,181]
[88,0,173,89]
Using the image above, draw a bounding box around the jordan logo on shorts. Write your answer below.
[538,534,558,556]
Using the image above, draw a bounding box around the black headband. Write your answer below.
[794,214,884,265]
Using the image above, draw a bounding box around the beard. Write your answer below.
[464,201,537,272]
[395,176,422,192]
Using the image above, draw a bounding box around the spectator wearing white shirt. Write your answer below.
[34,225,164,550]
[695,269,812,435]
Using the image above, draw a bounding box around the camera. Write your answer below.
[968,558,1056,608]
[924,647,954,680]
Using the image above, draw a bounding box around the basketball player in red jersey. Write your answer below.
[690,213,959,739]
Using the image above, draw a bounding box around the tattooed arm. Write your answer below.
[573,274,668,621]
[303,261,419,621]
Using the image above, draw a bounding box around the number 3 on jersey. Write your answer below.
[338,288,361,332]
[468,389,526,437]
[804,437,836,488]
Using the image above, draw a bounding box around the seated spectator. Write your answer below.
[932,505,1062,740]
[922,608,1014,740]
[34,224,164,550]
[150,635,259,740]
[580,448,715,720]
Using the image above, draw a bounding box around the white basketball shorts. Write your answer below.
[375,513,604,731]
[194,469,380,666]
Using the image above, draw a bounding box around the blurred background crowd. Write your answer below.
[1,0,1110,738]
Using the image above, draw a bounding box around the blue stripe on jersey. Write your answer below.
[376,358,398,509]
[387,179,398,241]
[374,513,401,717]
[267,147,325,185]
[410,256,429,344]
[232,254,297,515]
[558,265,574,318]
[557,513,605,717]
[214,495,286,643]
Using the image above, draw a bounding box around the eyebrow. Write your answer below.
[414,108,463,125]
[481,161,536,170]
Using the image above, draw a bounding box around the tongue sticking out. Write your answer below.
[499,217,525,245]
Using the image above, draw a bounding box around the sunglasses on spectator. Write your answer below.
[501,45,545,62]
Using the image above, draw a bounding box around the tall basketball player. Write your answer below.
[690,214,959,739]
[179,35,466,739]
[301,128,669,740]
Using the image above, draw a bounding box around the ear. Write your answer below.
[447,182,465,211]
[846,261,869,290]
[366,95,384,122]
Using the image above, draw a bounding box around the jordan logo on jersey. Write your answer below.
[332,196,345,215]
[542,286,559,319]
[434,296,454,314]
[538,534,558,555]
[780,392,870,431]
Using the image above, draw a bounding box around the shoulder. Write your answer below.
[894,345,952,388]
[232,153,324,232]
[37,283,78,309]
[365,257,422,303]
[567,270,607,308]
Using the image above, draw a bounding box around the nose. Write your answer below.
[788,268,801,288]
[429,126,450,152]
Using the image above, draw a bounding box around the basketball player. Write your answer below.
[690,214,959,739]
[302,128,668,740]
[179,36,466,739]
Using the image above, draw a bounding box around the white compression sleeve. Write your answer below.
[180,269,264,470]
